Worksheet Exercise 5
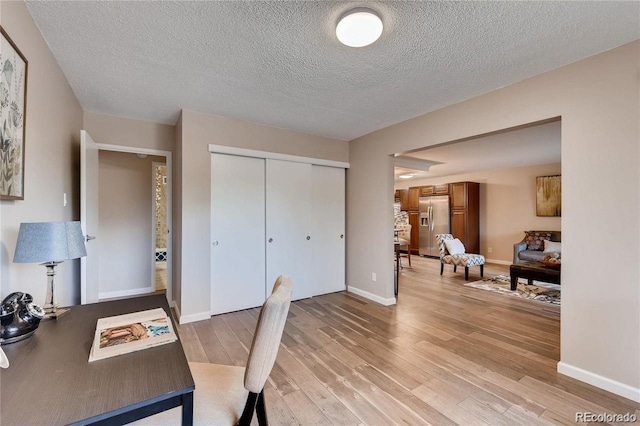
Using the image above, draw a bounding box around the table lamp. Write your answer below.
[13,221,87,320]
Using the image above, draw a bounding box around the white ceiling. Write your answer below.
[394,120,561,181]
[26,1,639,141]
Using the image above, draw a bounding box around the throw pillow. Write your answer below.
[543,240,561,254]
[524,231,552,251]
[444,238,465,255]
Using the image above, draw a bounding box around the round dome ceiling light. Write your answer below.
[336,8,383,48]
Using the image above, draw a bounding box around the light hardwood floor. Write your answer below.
[177,256,640,425]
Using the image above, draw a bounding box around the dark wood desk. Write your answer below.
[0,295,195,425]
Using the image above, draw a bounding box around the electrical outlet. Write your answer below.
[488,247,493,253]
[371,273,377,281]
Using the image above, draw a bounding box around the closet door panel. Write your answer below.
[266,159,312,300]
[311,166,345,295]
[211,154,266,315]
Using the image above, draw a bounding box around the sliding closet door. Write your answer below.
[311,165,346,295]
[211,154,266,315]
[266,159,312,300]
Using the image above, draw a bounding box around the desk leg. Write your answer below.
[182,391,194,426]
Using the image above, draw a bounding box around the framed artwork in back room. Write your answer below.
[536,175,561,217]
[1,26,28,200]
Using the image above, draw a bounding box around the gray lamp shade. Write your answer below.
[13,222,87,263]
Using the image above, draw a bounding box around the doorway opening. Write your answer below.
[153,162,168,292]
[81,130,173,305]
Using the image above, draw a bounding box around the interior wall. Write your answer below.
[177,109,349,321]
[396,162,562,263]
[83,111,175,152]
[348,41,639,398]
[173,113,183,313]
[0,1,83,307]
[97,151,164,297]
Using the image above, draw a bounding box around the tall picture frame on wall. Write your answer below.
[1,26,28,200]
[536,175,561,217]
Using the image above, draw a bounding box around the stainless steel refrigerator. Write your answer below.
[419,195,451,257]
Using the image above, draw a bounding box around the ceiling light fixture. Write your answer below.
[398,174,414,179]
[336,8,383,48]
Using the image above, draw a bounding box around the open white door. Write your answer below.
[80,130,100,304]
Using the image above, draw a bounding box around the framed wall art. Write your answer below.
[536,175,561,217]
[1,26,28,200]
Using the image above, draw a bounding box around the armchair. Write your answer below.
[436,234,485,280]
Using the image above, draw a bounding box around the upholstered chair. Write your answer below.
[135,275,293,426]
[395,223,412,267]
[436,234,485,280]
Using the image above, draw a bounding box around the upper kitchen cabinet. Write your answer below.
[395,189,409,211]
[407,187,420,211]
[419,184,448,197]
[434,184,449,195]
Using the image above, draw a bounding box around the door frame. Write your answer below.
[93,143,173,304]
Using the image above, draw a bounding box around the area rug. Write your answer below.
[464,274,560,305]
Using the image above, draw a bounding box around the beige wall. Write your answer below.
[84,111,175,152]
[396,163,562,263]
[348,41,639,396]
[97,151,164,297]
[0,1,83,306]
[177,109,348,320]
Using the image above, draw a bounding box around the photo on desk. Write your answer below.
[99,317,170,348]
[89,308,177,362]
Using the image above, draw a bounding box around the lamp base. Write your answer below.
[43,307,70,321]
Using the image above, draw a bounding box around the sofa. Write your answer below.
[513,231,561,264]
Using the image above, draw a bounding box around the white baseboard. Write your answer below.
[485,258,511,266]
[557,361,640,403]
[177,309,211,325]
[99,286,153,300]
[347,286,396,306]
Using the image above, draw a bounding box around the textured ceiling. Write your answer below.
[26,1,639,141]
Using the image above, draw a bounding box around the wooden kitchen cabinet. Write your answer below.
[420,185,434,196]
[434,184,449,195]
[408,211,420,254]
[396,189,409,210]
[450,182,480,254]
[407,187,420,211]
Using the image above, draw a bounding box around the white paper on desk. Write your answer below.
[89,308,177,362]
[0,346,8,368]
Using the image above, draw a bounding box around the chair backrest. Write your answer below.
[436,233,454,258]
[243,275,292,393]
[396,224,411,243]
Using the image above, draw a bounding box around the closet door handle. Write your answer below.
[268,238,274,243]
[212,240,219,246]
[85,235,96,242]
[340,234,344,239]
[306,236,311,240]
